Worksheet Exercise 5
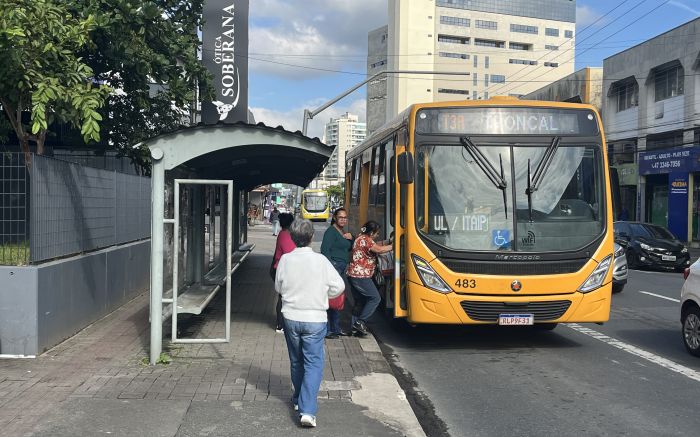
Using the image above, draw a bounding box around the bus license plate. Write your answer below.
[498,314,534,326]
[662,255,676,261]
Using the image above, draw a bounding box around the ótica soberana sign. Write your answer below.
[202,0,249,124]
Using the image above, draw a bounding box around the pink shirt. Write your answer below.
[273,230,296,268]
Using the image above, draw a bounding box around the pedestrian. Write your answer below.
[346,220,392,336]
[320,207,353,339]
[271,207,280,236]
[275,219,345,428]
[272,213,296,332]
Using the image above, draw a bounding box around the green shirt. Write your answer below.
[321,226,352,264]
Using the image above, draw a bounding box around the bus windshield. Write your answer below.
[304,193,328,212]
[416,142,604,252]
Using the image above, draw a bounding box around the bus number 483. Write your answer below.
[455,279,476,289]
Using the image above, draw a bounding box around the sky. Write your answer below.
[246,0,699,139]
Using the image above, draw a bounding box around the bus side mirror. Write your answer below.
[397,152,414,184]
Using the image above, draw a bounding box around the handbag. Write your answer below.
[373,266,385,287]
[377,252,394,276]
[329,291,345,311]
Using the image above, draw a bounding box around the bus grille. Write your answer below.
[460,300,572,322]
[441,259,587,275]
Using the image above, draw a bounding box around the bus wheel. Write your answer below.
[536,323,558,331]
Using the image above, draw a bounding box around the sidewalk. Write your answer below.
[0,225,424,436]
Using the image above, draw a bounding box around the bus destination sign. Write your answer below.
[417,107,598,136]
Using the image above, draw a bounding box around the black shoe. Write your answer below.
[325,333,340,339]
[338,330,352,337]
[352,320,368,336]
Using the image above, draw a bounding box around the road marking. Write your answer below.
[567,324,700,383]
[639,291,681,303]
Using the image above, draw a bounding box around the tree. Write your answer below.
[0,0,110,164]
[326,182,345,204]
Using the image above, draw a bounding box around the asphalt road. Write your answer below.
[368,267,700,437]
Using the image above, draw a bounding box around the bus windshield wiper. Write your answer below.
[460,137,508,219]
[525,136,561,222]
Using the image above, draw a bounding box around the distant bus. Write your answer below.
[345,97,614,328]
[301,189,330,221]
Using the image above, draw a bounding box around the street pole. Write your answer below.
[301,70,471,137]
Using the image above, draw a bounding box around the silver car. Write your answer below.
[612,242,627,293]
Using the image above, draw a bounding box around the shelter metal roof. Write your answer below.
[143,122,333,190]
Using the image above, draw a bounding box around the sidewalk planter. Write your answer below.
[0,240,149,356]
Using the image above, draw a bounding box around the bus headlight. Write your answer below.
[411,255,452,294]
[578,255,612,293]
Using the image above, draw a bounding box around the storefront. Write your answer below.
[638,145,700,242]
[612,163,638,221]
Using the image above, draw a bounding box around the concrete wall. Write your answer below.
[0,240,150,356]
[522,68,603,110]
[367,25,389,135]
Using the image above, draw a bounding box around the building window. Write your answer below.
[474,38,505,48]
[647,131,684,151]
[510,24,538,34]
[564,30,574,38]
[654,65,684,102]
[544,62,558,67]
[473,55,478,67]
[473,73,477,86]
[475,20,497,30]
[484,74,489,86]
[545,44,559,51]
[485,56,489,68]
[545,28,559,37]
[472,90,477,100]
[491,74,505,83]
[370,60,387,69]
[611,80,639,112]
[438,88,470,95]
[484,91,489,99]
[438,34,470,44]
[440,15,470,27]
[439,51,469,60]
[509,59,537,65]
[509,42,531,51]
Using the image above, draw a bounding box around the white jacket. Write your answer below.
[275,247,345,323]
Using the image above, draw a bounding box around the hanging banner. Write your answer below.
[668,172,689,241]
[202,0,249,124]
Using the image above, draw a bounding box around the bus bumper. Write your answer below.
[405,281,612,324]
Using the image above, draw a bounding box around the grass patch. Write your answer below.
[140,352,173,366]
[0,242,29,266]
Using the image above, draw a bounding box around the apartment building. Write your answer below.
[521,67,603,111]
[367,0,577,131]
[603,17,700,243]
[320,113,367,186]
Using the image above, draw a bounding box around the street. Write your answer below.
[365,253,700,436]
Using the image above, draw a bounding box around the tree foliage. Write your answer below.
[0,0,212,171]
[326,182,345,204]
[0,0,110,162]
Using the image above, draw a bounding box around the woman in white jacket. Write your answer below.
[275,219,344,428]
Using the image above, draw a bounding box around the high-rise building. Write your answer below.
[320,113,366,186]
[368,0,577,130]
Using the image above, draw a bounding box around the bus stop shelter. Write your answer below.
[145,122,334,364]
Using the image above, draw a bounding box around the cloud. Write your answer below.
[576,5,604,29]
[248,0,387,79]
[669,0,700,16]
[251,98,366,140]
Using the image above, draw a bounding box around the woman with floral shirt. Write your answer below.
[346,220,392,336]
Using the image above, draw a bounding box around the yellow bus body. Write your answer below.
[346,98,613,325]
[301,189,330,221]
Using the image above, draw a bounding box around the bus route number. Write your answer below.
[455,278,477,289]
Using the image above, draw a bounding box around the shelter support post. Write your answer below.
[149,155,165,365]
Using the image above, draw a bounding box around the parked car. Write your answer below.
[680,259,700,356]
[612,242,627,293]
[613,221,690,272]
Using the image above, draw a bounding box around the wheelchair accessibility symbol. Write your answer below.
[492,230,510,248]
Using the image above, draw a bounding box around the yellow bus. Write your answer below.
[301,189,330,221]
[345,97,614,328]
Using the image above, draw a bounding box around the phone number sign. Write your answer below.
[639,146,700,175]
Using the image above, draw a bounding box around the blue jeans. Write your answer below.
[283,318,327,417]
[348,277,381,322]
[327,260,348,334]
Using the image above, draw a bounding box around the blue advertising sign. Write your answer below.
[638,146,700,175]
[668,172,688,241]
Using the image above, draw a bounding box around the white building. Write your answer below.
[603,17,700,243]
[318,113,366,186]
[368,0,577,130]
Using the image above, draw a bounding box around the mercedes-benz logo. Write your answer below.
[511,280,522,292]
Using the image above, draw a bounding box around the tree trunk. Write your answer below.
[36,130,46,156]
[0,97,32,168]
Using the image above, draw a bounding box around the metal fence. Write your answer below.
[0,152,30,265]
[30,155,150,263]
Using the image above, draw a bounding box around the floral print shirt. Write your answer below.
[346,234,377,278]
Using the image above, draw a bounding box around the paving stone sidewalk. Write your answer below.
[0,225,424,436]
